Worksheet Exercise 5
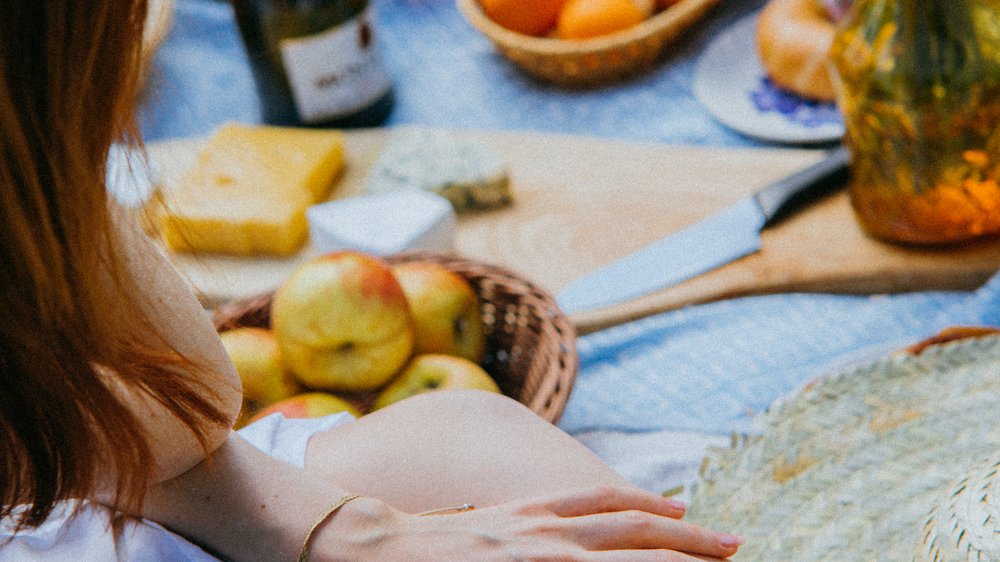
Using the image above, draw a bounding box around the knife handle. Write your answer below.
[755,144,852,227]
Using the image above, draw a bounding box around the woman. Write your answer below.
[0,1,743,560]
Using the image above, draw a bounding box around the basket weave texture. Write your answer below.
[212,251,578,424]
[916,454,1000,562]
[457,0,721,87]
[687,332,1000,561]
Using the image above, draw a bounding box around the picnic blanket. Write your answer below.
[564,272,1000,499]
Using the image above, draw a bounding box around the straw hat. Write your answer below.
[687,333,1000,560]
[915,454,1000,561]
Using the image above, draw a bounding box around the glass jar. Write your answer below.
[231,0,394,128]
[830,0,1000,244]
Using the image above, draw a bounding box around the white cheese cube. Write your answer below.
[306,191,456,256]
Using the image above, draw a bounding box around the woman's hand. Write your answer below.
[319,485,743,561]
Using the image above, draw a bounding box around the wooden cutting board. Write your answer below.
[147,128,1000,335]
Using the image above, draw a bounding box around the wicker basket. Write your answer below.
[212,251,578,423]
[456,0,721,87]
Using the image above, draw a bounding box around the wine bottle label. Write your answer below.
[279,6,391,123]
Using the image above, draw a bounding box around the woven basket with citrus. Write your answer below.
[458,0,720,86]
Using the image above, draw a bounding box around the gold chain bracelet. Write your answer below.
[297,494,361,562]
[297,497,475,560]
[417,503,476,516]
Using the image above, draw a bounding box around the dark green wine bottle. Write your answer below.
[231,0,394,128]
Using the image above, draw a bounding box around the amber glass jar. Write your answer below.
[830,0,1000,244]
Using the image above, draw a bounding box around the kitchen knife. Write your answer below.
[556,145,852,315]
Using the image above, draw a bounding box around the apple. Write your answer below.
[249,392,361,424]
[373,353,501,410]
[220,327,301,406]
[271,251,415,392]
[392,262,486,363]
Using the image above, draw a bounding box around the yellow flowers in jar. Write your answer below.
[830,0,1000,244]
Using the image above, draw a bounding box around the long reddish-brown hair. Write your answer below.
[0,1,232,529]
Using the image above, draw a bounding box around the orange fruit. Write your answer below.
[556,0,654,40]
[657,0,681,8]
[480,0,569,37]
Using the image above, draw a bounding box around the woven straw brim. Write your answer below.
[687,332,1000,561]
[917,454,1000,561]
[212,251,578,423]
[457,0,721,87]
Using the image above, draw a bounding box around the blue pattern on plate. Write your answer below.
[750,77,842,129]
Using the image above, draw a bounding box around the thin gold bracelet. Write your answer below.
[417,503,476,516]
[297,494,360,562]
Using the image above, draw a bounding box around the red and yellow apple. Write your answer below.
[249,391,361,424]
[373,353,500,410]
[392,262,486,363]
[271,251,415,392]
[220,327,301,406]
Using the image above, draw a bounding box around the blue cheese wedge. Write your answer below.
[365,127,512,211]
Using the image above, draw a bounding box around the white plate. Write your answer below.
[693,14,844,145]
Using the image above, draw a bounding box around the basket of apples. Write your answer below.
[213,250,578,426]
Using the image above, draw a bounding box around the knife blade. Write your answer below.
[556,145,852,315]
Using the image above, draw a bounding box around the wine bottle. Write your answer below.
[231,0,394,128]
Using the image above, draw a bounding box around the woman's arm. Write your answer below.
[105,209,242,484]
[141,431,740,561]
[100,211,352,558]
[140,432,358,560]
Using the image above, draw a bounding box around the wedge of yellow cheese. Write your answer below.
[159,123,345,256]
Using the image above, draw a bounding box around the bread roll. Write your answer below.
[756,0,837,102]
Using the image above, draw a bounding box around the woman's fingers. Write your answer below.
[513,486,743,559]
[539,485,688,519]
[567,510,743,558]
[590,552,728,562]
